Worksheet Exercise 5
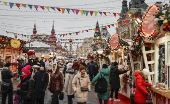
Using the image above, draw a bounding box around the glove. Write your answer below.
[145,94,150,98]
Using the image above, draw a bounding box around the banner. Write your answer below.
[0,1,141,17]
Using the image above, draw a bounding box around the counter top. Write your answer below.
[151,87,170,99]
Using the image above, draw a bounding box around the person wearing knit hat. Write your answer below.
[109,62,129,102]
[19,65,35,104]
[110,62,114,66]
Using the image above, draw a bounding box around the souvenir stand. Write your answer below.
[141,4,170,104]
[0,35,28,74]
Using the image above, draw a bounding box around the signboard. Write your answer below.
[141,4,160,38]
[109,34,119,49]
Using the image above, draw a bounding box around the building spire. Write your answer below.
[33,21,37,35]
[51,21,55,36]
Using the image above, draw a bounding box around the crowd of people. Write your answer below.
[1,57,152,104]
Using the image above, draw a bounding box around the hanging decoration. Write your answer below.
[0,1,141,18]
[130,29,145,56]
[10,39,21,48]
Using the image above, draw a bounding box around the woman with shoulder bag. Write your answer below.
[49,65,64,104]
[1,63,13,104]
[72,65,91,104]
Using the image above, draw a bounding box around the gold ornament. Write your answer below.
[10,39,21,48]
[163,20,169,26]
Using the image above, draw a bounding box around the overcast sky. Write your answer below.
[0,0,165,49]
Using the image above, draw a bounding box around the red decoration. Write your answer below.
[138,29,142,32]
[151,32,158,38]
[162,26,169,31]
[137,37,142,40]
[27,50,35,55]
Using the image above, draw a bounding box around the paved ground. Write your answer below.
[0,79,99,104]
[44,87,99,104]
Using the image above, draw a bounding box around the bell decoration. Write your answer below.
[158,19,163,24]
[163,20,169,26]
[162,26,169,31]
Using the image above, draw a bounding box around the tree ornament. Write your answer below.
[137,37,142,40]
[158,19,163,24]
[162,26,169,31]
[154,18,159,22]
[163,20,169,26]
[151,32,158,38]
[138,29,142,32]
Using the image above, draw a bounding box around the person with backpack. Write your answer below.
[91,64,110,104]
[33,64,49,104]
[1,63,13,104]
[110,62,129,102]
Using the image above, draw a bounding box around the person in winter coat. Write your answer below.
[134,71,152,104]
[110,62,129,102]
[91,64,110,104]
[33,64,49,104]
[1,63,13,104]
[13,89,20,104]
[88,61,98,81]
[49,65,64,104]
[72,65,91,104]
[18,65,35,104]
[64,67,75,104]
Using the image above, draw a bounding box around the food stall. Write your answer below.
[0,35,28,73]
[140,4,170,104]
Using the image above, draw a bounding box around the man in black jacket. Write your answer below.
[33,64,49,104]
[110,62,129,102]
[1,63,13,104]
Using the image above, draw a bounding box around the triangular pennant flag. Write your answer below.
[104,26,107,28]
[80,10,84,15]
[85,11,89,16]
[92,28,96,32]
[86,30,88,32]
[126,14,129,17]
[115,23,118,26]
[45,6,50,11]
[99,12,102,16]
[71,9,75,13]
[40,6,45,10]
[34,5,39,10]
[128,14,132,18]
[22,4,27,8]
[69,33,72,35]
[107,25,110,28]
[16,3,21,9]
[51,7,55,11]
[3,2,8,5]
[56,7,61,11]
[75,9,80,14]
[76,32,79,35]
[134,14,140,18]
[117,13,120,16]
[90,11,94,16]
[9,2,14,8]
[28,5,33,9]
[61,8,66,13]
[113,13,116,17]
[118,22,122,25]
[94,11,98,16]
[111,24,114,27]
[124,20,129,24]
[103,12,107,16]
[66,8,70,13]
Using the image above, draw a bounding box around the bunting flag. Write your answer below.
[0,1,141,18]
[6,19,131,38]
[9,2,14,8]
